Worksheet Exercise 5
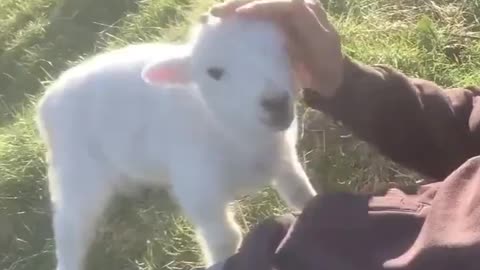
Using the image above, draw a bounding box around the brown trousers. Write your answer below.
[217,156,480,270]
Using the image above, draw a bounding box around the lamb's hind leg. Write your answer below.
[170,167,242,267]
[273,157,318,212]
[49,160,113,270]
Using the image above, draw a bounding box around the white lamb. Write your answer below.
[35,14,318,270]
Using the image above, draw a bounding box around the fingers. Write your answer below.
[209,0,331,34]
[210,0,334,33]
[210,0,254,16]
[230,0,331,34]
[211,0,296,20]
[235,0,293,20]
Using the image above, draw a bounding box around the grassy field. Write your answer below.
[1,0,479,269]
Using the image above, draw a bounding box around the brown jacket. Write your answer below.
[212,57,480,270]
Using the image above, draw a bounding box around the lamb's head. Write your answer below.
[142,15,297,132]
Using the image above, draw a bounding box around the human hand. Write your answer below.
[210,0,344,98]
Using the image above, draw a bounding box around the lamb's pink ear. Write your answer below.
[141,56,191,86]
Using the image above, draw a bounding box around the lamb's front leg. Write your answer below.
[170,166,242,267]
[273,157,318,212]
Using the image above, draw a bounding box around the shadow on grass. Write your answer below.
[0,0,140,126]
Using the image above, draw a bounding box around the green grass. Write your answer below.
[0,0,479,269]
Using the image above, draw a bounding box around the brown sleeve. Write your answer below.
[302,56,480,181]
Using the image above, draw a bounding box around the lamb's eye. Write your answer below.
[207,67,224,80]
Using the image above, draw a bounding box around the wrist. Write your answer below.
[307,54,348,99]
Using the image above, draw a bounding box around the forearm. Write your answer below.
[303,56,480,180]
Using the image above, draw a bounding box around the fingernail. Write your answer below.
[235,3,254,14]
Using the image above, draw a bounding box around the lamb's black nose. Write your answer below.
[261,94,289,113]
[261,94,293,130]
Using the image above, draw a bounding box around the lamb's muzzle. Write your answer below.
[261,93,294,130]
